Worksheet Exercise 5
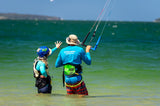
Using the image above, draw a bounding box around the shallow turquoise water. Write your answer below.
[0,20,160,105]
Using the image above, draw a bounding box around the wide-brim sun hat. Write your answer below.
[66,34,80,45]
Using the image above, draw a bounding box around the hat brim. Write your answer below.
[66,37,80,45]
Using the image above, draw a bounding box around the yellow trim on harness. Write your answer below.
[65,80,83,87]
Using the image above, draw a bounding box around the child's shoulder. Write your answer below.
[37,60,45,66]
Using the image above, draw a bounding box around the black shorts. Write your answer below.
[35,76,52,93]
[38,84,52,94]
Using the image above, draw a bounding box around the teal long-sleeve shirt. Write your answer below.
[36,47,57,77]
[55,46,91,68]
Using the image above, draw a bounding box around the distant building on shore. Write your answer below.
[154,18,160,22]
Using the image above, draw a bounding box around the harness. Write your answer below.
[62,64,82,87]
[33,58,49,78]
[33,59,40,78]
[33,58,51,89]
[64,64,82,75]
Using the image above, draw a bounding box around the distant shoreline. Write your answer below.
[0,13,62,20]
[0,13,159,22]
[154,18,160,22]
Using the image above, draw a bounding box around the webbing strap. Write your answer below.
[65,80,83,87]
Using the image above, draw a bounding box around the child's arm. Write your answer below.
[49,41,62,56]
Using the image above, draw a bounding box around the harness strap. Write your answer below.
[65,80,83,87]
[63,71,65,87]
[33,59,40,78]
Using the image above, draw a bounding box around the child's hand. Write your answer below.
[55,41,62,48]
[40,75,46,78]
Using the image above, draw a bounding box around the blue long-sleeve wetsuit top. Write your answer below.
[55,46,91,67]
[55,46,91,84]
[36,47,57,77]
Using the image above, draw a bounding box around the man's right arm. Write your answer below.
[82,45,92,65]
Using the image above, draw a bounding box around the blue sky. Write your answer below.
[0,0,160,21]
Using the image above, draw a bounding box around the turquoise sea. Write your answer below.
[0,20,160,106]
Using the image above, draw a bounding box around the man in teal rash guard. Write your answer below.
[33,41,62,94]
[55,34,91,96]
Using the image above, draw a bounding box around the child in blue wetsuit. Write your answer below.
[55,34,91,96]
[33,41,62,94]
